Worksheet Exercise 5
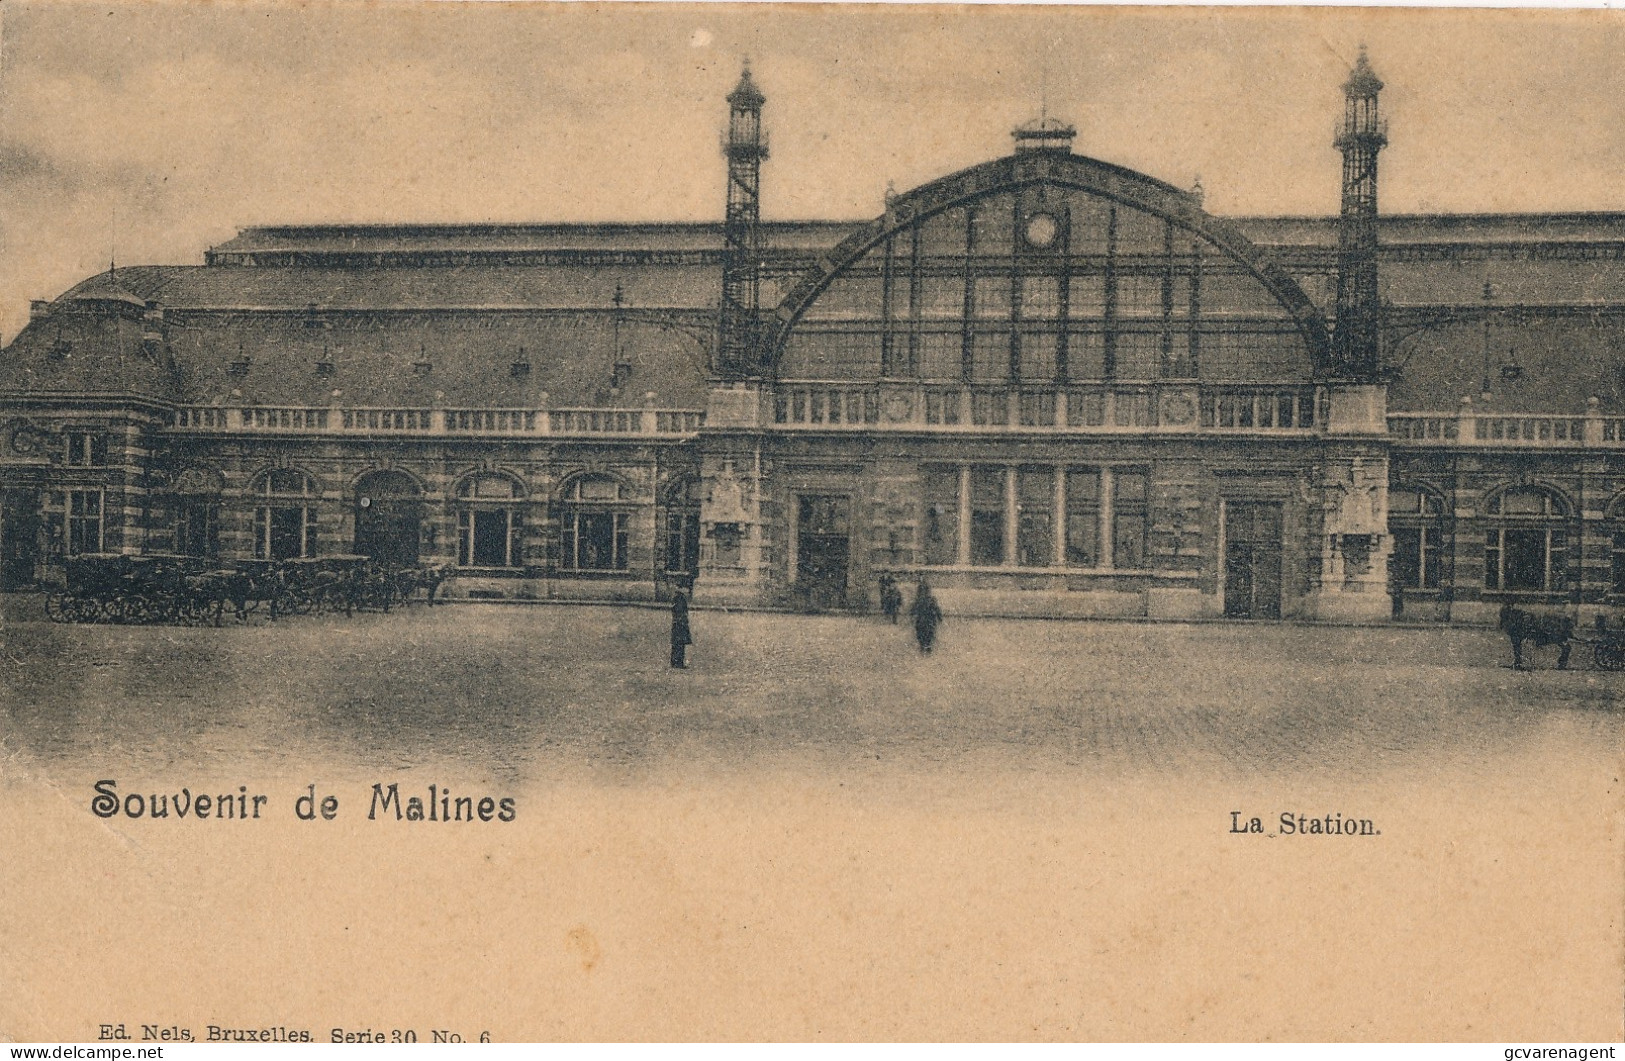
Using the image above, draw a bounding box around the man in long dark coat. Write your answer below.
[879,574,902,624]
[670,587,693,668]
[910,578,942,654]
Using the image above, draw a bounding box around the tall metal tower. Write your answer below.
[1333,46,1387,378]
[719,62,768,378]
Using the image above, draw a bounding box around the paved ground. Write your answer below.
[2,593,1619,783]
[4,594,1621,1040]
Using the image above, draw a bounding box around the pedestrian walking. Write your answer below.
[910,578,942,654]
[879,574,902,624]
[670,586,693,668]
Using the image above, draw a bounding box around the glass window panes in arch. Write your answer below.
[560,475,630,572]
[456,474,522,568]
[254,470,318,560]
[777,185,1312,387]
[1389,487,1444,590]
[1484,486,1568,592]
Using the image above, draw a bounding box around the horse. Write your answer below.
[1498,603,1576,670]
[393,563,450,607]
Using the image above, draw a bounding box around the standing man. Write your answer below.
[910,578,942,654]
[670,585,693,668]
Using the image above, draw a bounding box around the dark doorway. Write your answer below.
[796,494,851,610]
[354,471,423,569]
[1,489,41,589]
[1224,501,1283,619]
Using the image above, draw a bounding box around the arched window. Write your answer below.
[253,470,318,560]
[661,477,701,579]
[559,475,630,572]
[1388,486,1445,590]
[456,475,522,569]
[1484,485,1569,593]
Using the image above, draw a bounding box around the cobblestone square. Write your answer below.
[3,598,1619,782]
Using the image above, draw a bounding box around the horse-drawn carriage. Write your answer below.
[1499,602,1625,671]
[45,552,221,625]
[43,552,451,625]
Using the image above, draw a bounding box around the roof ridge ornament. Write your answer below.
[1012,116,1075,155]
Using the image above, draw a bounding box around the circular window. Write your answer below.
[1024,212,1059,249]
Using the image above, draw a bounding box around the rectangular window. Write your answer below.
[1065,329,1105,379]
[65,432,108,467]
[1019,390,1056,426]
[1021,277,1060,319]
[921,466,960,566]
[973,277,1011,320]
[256,506,316,561]
[1068,276,1106,317]
[1018,330,1057,381]
[971,330,1009,380]
[1113,332,1161,378]
[1392,527,1442,590]
[1490,527,1564,592]
[1113,469,1149,570]
[562,511,626,571]
[1065,469,1101,566]
[969,467,1005,566]
[1016,467,1054,567]
[918,331,961,378]
[665,510,700,576]
[1613,532,1625,596]
[67,490,103,555]
[971,389,1009,426]
[924,388,961,426]
[174,501,218,559]
[1116,276,1163,317]
[460,509,519,567]
[1067,389,1106,427]
[917,274,964,319]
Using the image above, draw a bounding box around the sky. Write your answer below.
[1,2,1624,341]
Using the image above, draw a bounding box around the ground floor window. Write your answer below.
[253,469,320,561]
[919,463,1149,569]
[1483,485,1568,592]
[1112,469,1148,570]
[968,467,1005,565]
[1016,467,1054,566]
[559,475,630,571]
[922,466,960,565]
[173,499,219,559]
[67,489,103,555]
[562,510,627,570]
[1389,487,1445,590]
[458,509,520,567]
[255,506,316,560]
[457,474,524,568]
[663,478,701,578]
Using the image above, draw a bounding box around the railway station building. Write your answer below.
[5,54,1625,624]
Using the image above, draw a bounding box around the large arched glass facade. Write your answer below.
[772,165,1324,389]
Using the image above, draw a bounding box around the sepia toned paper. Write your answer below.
[1,2,1623,1043]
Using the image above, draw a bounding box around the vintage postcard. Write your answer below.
[1,1,1621,1042]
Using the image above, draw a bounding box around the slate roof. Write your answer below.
[13,212,1625,415]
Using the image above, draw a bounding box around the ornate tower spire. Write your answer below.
[1333,46,1387,378]
[719,61,768,377]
